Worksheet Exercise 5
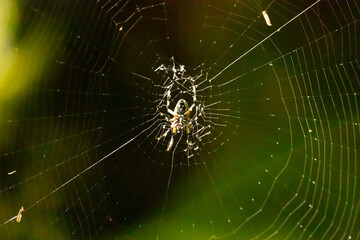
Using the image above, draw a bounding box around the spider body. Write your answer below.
[170,99,192,134]
[155,61,199,152]
[156,97,195,151]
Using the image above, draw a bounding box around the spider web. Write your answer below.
[0,0,359,239]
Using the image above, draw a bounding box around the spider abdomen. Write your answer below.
[174,99,189,115]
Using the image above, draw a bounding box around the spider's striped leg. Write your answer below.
[186,86,196,115]
[166,135,174,151]
[186,104,195,114]
[156,128,170,140]
[165,89,176,116]
[168,108,176,116]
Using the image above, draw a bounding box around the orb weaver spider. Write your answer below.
[156,87,196,151]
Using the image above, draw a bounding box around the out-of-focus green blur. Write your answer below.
[0,0,49,141]
[0,0,19,101]
[0,1,67,239]
[0,0,41,101]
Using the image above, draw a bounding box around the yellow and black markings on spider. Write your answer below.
[157,98,195,151]
[173,115,177,134]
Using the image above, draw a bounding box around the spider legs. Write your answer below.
[186,103,195,114]
[166,88,176,116]
[156,128,170,141]
[156,130,174,152]
[166,135,174,151]
[192,85,196,102]
[155,127,174,151]
[185,85,196,115]
[168,108,176,116]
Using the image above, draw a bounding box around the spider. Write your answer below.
[156,88,196,151]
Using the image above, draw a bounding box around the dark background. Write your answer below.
[0,0,359,239]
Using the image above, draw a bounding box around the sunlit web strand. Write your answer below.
[208,0,320,83]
